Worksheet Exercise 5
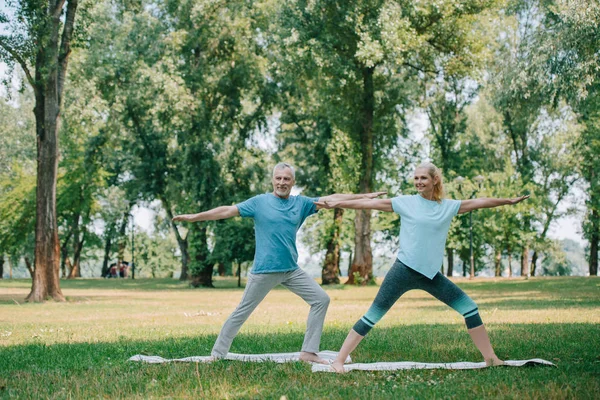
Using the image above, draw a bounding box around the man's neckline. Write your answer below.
[270,192,291,200]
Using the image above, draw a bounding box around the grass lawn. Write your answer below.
[0,276,599,399]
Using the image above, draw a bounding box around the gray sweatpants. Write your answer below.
[211,268,330,357]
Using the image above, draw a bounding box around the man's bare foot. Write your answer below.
[485,357,506,367]
[299,351,328,364]
[330,360,346,373]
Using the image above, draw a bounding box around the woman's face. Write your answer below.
[414,167,437,198]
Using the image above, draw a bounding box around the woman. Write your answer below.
[315,162,529,373]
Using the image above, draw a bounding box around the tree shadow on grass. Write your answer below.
[0,277,250,296]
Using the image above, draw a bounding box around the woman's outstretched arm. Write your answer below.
[318,191,387,203]
[458,195,529,214]
[314,198,393,212]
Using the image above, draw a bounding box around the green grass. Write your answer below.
[0,277,599,399]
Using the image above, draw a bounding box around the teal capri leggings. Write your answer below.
[354,260,483,336]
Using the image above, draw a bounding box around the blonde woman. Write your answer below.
[315,162,528,372]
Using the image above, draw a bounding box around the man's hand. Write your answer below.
[364,191,387,199]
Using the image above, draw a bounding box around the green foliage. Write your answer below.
[1,0,593,280]
[0,166,36,258]
[210,218,256,268]
[130,230,180,278]
[0,89,37,260]
[541,240,572,276]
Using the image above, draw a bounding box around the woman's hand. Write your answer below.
[364,191,387,199]
[314,199,339,209]
[507,194,530,205]
[172,214,196,222]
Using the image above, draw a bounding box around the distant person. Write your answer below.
[173,162,385,364]
[107,263,118,278]
[110,263,119,279]
[120,262,129,278]
[314,162,529,372]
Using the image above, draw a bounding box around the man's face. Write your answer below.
[272,167,295,199]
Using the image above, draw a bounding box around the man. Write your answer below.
[173,163,384,363]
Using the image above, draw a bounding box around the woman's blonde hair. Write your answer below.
[416,162,445,202]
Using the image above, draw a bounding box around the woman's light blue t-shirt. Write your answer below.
[236,193,318,274]
[391,195,461,279]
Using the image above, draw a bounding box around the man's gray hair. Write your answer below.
[273,162,295,179]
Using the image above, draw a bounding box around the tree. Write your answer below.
[541,0,600,276]
[166,0,275,286]
[57,52,110,279]
[274,0,500,284]
[0,0,82,301]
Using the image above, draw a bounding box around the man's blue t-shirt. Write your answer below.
[236,193,319,274]
[391,195,461,279]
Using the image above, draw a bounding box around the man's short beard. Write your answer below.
[275,188,290,197]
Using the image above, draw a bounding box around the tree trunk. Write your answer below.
[494,248,502,277]
[217,262,225,277]
[530,250,539,277]
[590,208,599,276]
[0,255,4,279]
[60,239,69,278]
[101,221,115,278]
[64,257,72,277]
[26,0,79,302]
[347,209,373,285]
[24,257,34,278]
[521,246,529,279]
[67,214,83,279]
[60,218,75,278]
[507,249,512,278]
[322,208,344,285]
[190,225,214,287]
[29,93,64,301]
[67,233,85,279]
[446,247,454,277]
[162,197,189,281]
[347,66,375,285]
[117,212,129,266]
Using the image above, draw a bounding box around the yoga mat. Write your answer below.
[311,358,555,372]
[129,350,351,364]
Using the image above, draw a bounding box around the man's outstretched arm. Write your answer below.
[172,205,239,222]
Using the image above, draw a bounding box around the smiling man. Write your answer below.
[173,162,385,363]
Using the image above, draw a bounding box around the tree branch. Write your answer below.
[0,38,37,92]
[57,0,79,106]
[402,61,437,75]
[52,0,67,19]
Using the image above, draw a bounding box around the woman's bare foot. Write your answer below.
[330,360,346,373]
[485,357,506,367]
[299,351,329,364]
